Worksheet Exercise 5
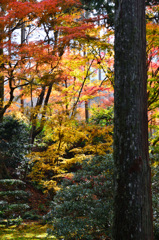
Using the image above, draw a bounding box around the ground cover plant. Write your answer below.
[0,221,55,240]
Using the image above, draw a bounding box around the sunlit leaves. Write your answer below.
[29,111,113,192]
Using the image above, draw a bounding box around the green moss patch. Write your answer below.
[0,222,55,240]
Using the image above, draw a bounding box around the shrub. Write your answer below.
[46,153,159,240]
[0,115,29,169]
[46,155,114,240]
[23,210,42,220]
[151,160,159,240]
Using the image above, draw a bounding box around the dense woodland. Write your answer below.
[0,0,159,239]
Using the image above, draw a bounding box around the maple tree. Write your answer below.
[0,0,96,142]
[0,0,35,178]
[0,0,115,181]
[0,0,36,122]
[29,111,113,193]
[25,11,114,144]
[26,12,114,192]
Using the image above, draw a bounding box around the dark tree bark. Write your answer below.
[29,83,53,144]
[85,100,89,123]
[0,42,4,123]
[113,1,153,240]
[0,4,4,123]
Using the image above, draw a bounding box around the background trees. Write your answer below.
[0,0,114,181]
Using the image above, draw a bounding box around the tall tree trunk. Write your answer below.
[113,1,153,240]
[20,21,25,111]
[0,4,7,179]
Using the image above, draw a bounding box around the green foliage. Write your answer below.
[0,190,29,200]
[7,216,23,226]
[0,115,29,168]
[0,201,8,210]
[81,0,115,27]
[90,106,114,126]
[151,157,159,240]
[0,179,26,190]
[45,153,159,240]
[6,203,29,212]
[149,115,159,155]
[0,178,30,220]
[0,202,30,221]
[46,154,114,239]
[22,210,42,221]
[0,216,23,227]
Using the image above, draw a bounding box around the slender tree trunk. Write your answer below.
[0,6,4,123]
[20,21,25,111]
[85,100,89,123]
[113,1,153,240]
[0,45,4,123]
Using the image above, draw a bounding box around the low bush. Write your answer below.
[45,153,159,240]
[0,115,29,170]
[46,155,114,240]
[151,160,159,240]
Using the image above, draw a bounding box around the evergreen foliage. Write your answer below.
[151,159,159,240]
[45,153,159,240]
[0,115,29,169]
[81,0,115,27]
[46,154,113,239]
[0,179,30,223]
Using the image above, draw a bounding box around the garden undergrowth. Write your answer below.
[0,221,55,240]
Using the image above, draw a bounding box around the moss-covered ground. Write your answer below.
[0,221,55,240]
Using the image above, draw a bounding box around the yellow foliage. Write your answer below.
[0,221,55,239]
[28,112,113,193]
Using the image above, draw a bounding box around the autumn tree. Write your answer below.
[113,1,153,240]
[0,0,36,122]
[19,0,98,144]
[0,0,35,179]
[0,0,113,179]
[28,25,114,192]
[0,0,94,143]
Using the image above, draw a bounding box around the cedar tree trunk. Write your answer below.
[113,1,153,240]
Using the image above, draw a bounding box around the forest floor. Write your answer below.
[0,221,55,239]
[0,182,55,240]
